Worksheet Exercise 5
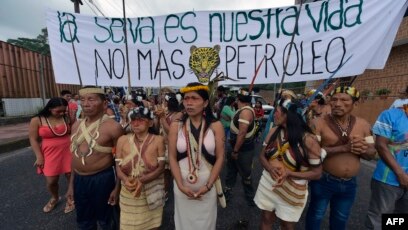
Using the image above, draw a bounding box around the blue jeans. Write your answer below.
[305,171,357,230]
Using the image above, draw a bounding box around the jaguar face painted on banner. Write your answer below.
[189,45,221,83]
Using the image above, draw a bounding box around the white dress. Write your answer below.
[174,127,217,230]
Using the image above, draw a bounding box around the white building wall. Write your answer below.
[2,98,48,116]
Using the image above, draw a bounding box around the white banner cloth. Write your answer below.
[46,0,408,87]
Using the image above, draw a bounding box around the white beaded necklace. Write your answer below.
[45,117,68,137]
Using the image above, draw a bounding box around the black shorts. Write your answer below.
[74,166,116,230]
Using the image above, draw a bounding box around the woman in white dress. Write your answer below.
[168,82,225,230]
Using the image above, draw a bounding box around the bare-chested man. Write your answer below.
[305,86,376,230]
[66,86,124,230]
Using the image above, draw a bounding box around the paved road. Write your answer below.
[0,146,376,230]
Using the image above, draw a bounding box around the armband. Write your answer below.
[364,136,374,144]
[308,158,322,166]
[238,119,250,125]
[320,148,327,161]
[115,158,122,163]
[157,157,166,162]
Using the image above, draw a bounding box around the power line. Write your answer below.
[83,0,100,16]
[87,0,106,17]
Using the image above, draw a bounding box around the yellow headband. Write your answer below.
[180,85,209,94]
[330,86,360,100]
[79,88,104,96]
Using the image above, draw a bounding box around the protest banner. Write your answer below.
[46,0,408,87]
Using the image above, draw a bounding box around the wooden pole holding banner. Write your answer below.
[278,0,304,95]
[66,15,83,87]
[73,0,81,13]
[158,37,162,93]
[122,0,132,95]
[305,55,353,106]
[153,37,164,104]
[348,75,358,86]
[39,55,46,106]
[248,55,266,93]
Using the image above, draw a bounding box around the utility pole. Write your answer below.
[39,55,46,107]
[71,0,83,13]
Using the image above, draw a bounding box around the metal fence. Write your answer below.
[0,41,81,99]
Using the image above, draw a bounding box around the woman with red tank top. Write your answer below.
[29,97,73,213]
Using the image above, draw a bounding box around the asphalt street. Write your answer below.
[0,145,376,230]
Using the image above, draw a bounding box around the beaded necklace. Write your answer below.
[45,117,68,137]
[184,118,204,184]
[131,133,151,178]
[330,115,351,137]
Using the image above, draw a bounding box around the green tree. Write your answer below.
[7,28,50,55]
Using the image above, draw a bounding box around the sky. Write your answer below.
[0,0,294,41]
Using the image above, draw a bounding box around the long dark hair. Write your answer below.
[181,82,216,131]
[166,93,181,113]
[269,100,312,171]
[225,96,235,106]
[37,97,68,118]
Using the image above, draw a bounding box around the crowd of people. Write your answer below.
[28,84,408,230]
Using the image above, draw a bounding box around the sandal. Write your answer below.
[43,197,60,213]
[64,199,75,214]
